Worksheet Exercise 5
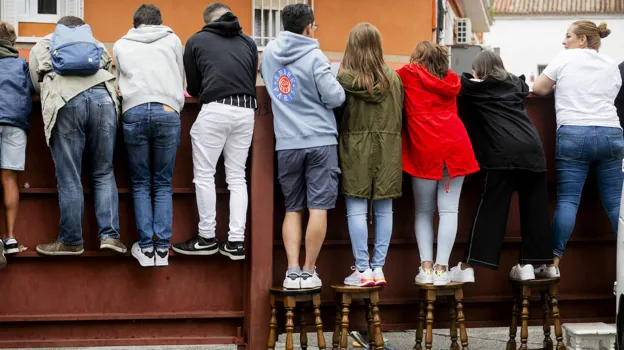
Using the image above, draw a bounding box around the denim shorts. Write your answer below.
[277,145,340,212]
[0,126,26,171]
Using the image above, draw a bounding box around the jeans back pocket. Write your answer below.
[556,135,585,160]
[608,134,624,159]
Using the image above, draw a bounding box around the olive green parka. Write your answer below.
[335,66,404,200]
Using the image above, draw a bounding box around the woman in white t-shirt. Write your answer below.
[533,21,624,278]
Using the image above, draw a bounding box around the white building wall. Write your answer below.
[484,17,624,83]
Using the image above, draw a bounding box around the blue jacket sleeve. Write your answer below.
[312,52,345,109]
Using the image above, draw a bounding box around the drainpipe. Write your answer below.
[436,0,445,44]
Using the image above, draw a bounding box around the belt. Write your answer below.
[214,95,258,109]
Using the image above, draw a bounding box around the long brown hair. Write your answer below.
[342,23,389,94]
[572,20,611,50]
[410,41,449,79]
[472,50,509,81]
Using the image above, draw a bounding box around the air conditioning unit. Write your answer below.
[456,18,472,44]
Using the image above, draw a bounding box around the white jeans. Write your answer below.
[191,103,255,242]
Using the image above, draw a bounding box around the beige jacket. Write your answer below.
[29,34,120,146]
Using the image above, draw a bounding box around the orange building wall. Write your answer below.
[84,0,253,43]
[18,22,55,37]
[314,0,433,56]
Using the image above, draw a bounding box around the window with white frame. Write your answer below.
[0,0,83,41]
[252,0,310,47]
[19,0,60,23]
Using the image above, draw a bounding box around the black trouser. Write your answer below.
[463,170,553,269]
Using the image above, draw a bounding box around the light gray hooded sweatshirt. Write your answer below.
[113,25,185,113]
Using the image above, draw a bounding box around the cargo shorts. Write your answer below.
[277,145,341,212]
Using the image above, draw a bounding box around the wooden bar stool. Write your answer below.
[507,277,567,350]
[331,285,384,350]
[268,287,326,350]
[414,282,469,350]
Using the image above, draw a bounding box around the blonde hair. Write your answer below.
[0,22,16,46]
[409,41,449,79]
[572,20,611,50]
[342,23,389,94]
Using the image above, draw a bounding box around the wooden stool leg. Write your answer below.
[371,291,385,350]
[549,284,566,350]
[507,291,520,350]
[449,296,459,350]
[520,286,531,350]
[455,288,469,350]
[285,296,296,350]
[313,294,326,350]
[366,299,376,348]
[268,295,278,350]
[414,298,425,350]
[339,293,352,350]
[541,292,553,350]
[332,293,341,350]
[425,290,436,350]
[300,304,308,350]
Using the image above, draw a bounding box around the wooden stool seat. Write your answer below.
[331,284,385,350]
[414,282,469,350]
[268,286,326,350]
[507,277,567,350]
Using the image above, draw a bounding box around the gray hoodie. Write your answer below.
[260,31,345,151]
[113,25,184,113]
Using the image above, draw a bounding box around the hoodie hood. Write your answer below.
[404,64,460,98]
[122,25,173,43]
[460,72,529,103]
[269,31,319,66]
[338,66,394,103]
[201,12,242,37]
[0,40,18,59]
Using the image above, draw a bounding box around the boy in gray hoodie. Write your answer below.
[113,4,185,267]
[260,3,345,289]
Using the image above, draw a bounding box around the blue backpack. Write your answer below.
[50,24,103,76]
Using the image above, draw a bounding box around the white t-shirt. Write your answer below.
[543,48,622,129]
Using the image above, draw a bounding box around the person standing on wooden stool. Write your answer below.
[450,51,553,283]
[334,23,404,288]
[260,3,345,289]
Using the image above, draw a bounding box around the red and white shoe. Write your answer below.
[344,267,375,287]
[373,267,387,286]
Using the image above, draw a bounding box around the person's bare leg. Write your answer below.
[461,263,472,270]
[303,209,327,271]
[283,211,303,269]
[2,170,19,239]
[549,256,561,268]
[422,261,434,270]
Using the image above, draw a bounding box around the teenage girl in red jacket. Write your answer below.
[398,41,479,286]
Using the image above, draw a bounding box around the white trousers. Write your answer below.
[191,103,255,242]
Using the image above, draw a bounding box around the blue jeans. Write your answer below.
[123,103,180,249]
[50,86,120,245]
[553,126,624,257]
[345,198,393,271]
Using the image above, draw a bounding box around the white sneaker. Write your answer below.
[344,267,375,287]
[300,269,322,289]
[450,263,475,283]
[510,264,536,280]
[535,264,560,278]
[155,248,169,267]
[283,270,301,289]
[372,267,386,286]
[2,238,18,254]
[131,242,155,267]
[415,267,433,284]
[433,268,451,286]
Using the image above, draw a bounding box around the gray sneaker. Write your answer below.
[0,244,6,269]
[100,238,127,254]
[36,241,84,256]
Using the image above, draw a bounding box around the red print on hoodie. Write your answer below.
[397,64,479,180]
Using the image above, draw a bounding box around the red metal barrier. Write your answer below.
[0,90,615,349]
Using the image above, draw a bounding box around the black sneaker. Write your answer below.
[172,236,219,256]
[2,238,18,255]
[219,241,245,261]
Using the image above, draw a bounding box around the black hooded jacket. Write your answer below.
[184,12,258,106]
[458,73,547,172]
[616,61,624,127]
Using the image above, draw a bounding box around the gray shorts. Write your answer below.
[0,126,26,171]
[277,145,340,212]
